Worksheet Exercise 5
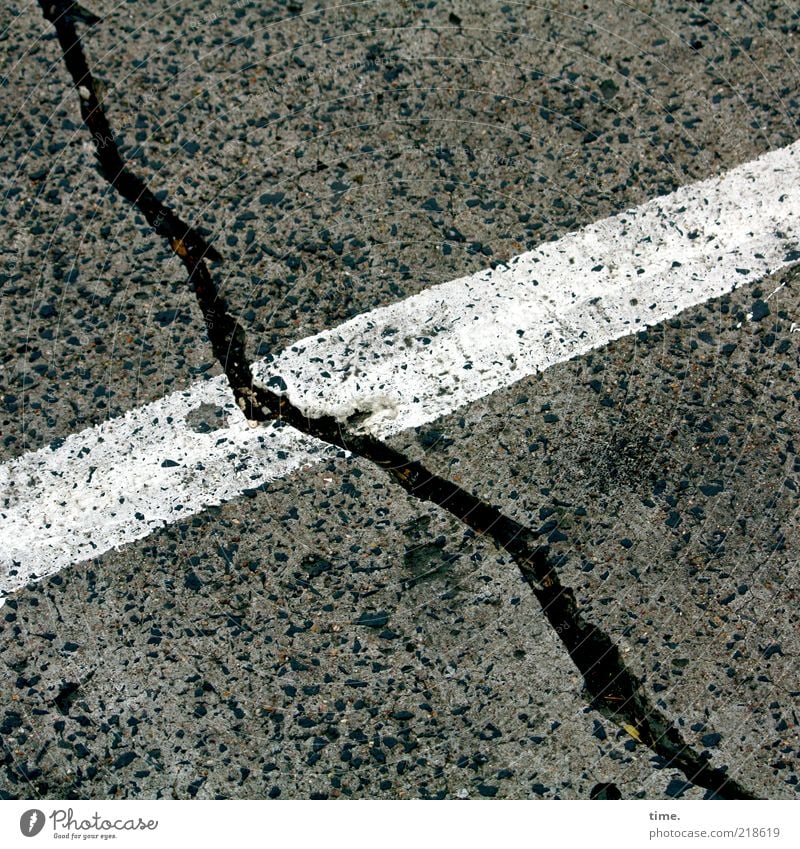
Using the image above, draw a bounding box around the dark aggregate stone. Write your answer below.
[3,0,799,802]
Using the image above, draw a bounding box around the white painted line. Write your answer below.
[0,380,339,604]
[2,140,800,602]
[258,140,800,434]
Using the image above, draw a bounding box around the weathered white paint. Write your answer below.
[2,139,800,602]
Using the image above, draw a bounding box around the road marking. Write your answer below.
[2,140,800,602]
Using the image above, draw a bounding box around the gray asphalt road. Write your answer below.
[1,0,798,799]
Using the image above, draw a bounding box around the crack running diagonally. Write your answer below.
[38,1,756,800]
[37,1,222,263]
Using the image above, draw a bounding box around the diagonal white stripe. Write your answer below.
[260,140,800,434]
[2,139,800,602]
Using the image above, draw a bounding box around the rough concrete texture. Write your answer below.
[1,0,799,799]
[0,24,216,462]
[4,0,800,456]
[387,266,800,798]
[0,460,703,799]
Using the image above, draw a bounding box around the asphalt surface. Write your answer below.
[1,0,799,799]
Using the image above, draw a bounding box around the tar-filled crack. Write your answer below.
[36,3,221,261]
[41,1,756,800]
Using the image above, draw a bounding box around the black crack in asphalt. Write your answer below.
[38,0,756,800]
[35,1,221,263]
